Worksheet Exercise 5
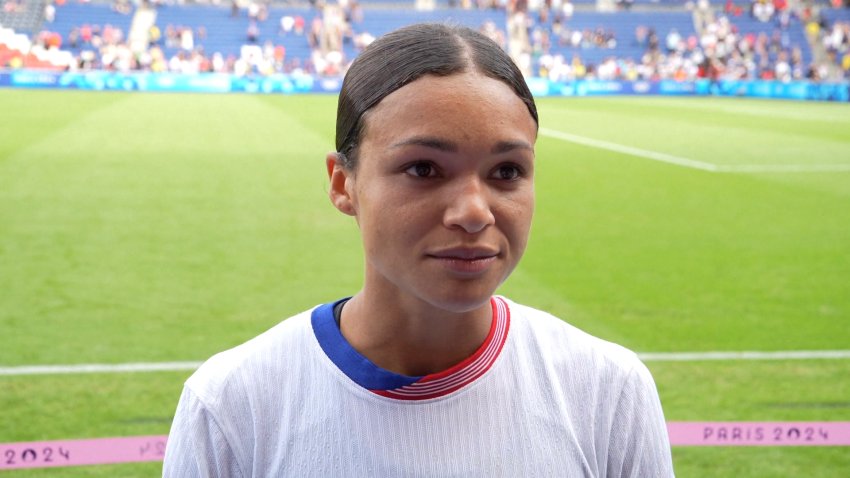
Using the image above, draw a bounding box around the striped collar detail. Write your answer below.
[311,296,511,401]
[371,297,510,401]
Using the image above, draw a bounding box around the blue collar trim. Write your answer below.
[311,299,422,390]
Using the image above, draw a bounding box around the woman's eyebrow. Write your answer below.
[389,137,533,154]
[491,141,534,154]
[390,137,458,152]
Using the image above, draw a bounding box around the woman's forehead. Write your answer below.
[360,72,537,147]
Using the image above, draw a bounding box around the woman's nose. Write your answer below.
[442,177,495,234]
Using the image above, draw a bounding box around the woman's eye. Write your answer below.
[492,165,522,180]
[405,162,436,178]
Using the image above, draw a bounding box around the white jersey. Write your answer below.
[163,297,674,477]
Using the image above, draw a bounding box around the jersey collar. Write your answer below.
[311,297,511,400]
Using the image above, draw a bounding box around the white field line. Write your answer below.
[1,351,850,376]
[716,164,850,173]
[539,128,719,172]
[638,350,850,362]
[0,361,202,376]
[539,128,850,174]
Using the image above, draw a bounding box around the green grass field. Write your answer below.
[1,89,849,477]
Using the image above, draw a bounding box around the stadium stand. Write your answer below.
[725,7,812,64]
[0,0,75,69]
[1,0,847,80]
[1,0,48,34]
[819,6,850,76]
[533,11,698,65]
[48,1,134,53]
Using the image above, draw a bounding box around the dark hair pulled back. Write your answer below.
[335,23,539,169]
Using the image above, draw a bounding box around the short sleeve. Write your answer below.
[606,361,675,477]
[162,386,244,478]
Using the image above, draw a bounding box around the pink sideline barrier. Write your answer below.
[0,435,166,470]
[2,422,849,470]
[666,422,850,447]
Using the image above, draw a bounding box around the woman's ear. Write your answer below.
[326,152,356,216]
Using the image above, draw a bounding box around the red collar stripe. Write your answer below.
[371,297,510,400]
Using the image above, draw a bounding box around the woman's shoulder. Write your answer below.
[502,297,644,376]
[184,307,318,406]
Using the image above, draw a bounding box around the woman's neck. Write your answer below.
[339,289,493,377]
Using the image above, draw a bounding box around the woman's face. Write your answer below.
[328,71,537,314]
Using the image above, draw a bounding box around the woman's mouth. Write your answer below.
[427,248,499,275]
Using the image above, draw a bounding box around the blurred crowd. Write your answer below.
[815,13,850,74]
[508,0,849,81]
[2,0,849,80]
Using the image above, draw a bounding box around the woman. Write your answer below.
[163,23,674,477]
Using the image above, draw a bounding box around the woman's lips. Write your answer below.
[427,248,499,275]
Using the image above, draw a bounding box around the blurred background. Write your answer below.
[1,0,849,476]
